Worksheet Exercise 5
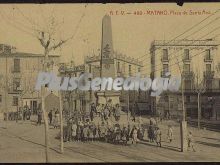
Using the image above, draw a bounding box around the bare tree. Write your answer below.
[0,5,87,162]
[194,69,206,130]
[35,18,83,161]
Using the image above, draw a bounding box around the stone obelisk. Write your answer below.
[100,15,115,78]
[97,15,120,105]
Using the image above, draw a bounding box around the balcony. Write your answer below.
[161,58,169,63]
[204,58,213,62]
[183,58,191,63]
[182,71,194,78]
[8,87,22,94]
[11,68,21,73]
[204,71,215,79]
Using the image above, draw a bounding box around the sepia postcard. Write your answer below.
[0,3,220,163]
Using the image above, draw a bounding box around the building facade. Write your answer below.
[150,39,220,120]
[0,44,60,116]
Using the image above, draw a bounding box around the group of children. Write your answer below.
[63,117,145,146]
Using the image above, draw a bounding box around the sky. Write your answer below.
[0,3,219,69]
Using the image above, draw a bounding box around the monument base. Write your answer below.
[96,91,121,105]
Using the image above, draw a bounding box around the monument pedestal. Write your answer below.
[96,91,121,105]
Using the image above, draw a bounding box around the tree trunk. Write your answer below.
[59,91,64,154]
[198,93,201,130]
[41,51,50,162]
[41,89,50,162]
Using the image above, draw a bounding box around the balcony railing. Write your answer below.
[182,71,194,78]
[11,68,21,73]
[161,58,169,62]
[183,58,191,63]
[204,71,215,78]
[8,87,22,94]
[204,58,213,62]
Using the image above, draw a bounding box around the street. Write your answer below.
[0,116,220,162]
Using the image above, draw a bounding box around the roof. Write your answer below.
[0,52,60,58]
[151,39,219,47]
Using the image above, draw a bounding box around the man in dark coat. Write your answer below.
[48,110,53,125]
[37,110,42,125]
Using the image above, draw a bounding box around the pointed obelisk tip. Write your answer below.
[103,14,111,20]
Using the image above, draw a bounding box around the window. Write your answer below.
[163,64,169,73]
[12,96,18,106]
[4,45,11,54]
[184,80,191,90]
[117,62,120,72]
[0,95,2,103]
[183,64,190,72]
[13,78,20,91]
[129,65,131,75]
[205,49,211,60]
[89,64,92,73]
[162,49,168,60]
[184,49,190,60]
[151,56,154,64]
[138,67,141,72]
[219,80,220,89]
[0,44,3,52]
[186,95,190,102]
[206,64,211,72]
[14,58,20,72]
[206,79,212,90]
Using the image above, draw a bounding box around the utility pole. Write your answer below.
[173,52,187,152]
[4,55,8,125]
[127,91,130,125]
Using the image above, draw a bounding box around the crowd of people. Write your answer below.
[4,105,32,121]
[59,100,144,145]
[89,102,122,123]
[63,119,145,146]
[4,99,196,151]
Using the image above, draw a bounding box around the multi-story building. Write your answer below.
[150,39,220,120]
[0,44,60,117]
[59,15,149,118]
